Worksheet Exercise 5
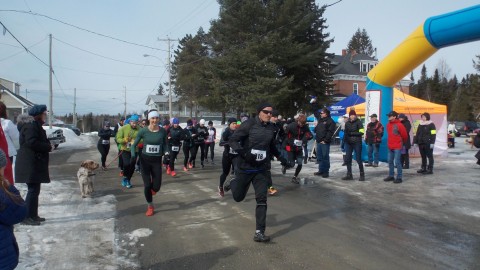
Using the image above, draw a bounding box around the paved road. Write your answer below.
[68,138,480,270]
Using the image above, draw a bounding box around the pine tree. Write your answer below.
[347,28,375,56]
[473,55,480,72]
[414,65,428,99]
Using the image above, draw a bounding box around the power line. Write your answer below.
[53,37,164,68]
[0,37,47,61]
[0,20,49,67]
[0,9,168,52]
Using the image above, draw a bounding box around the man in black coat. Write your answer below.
[15,105,52,226]
[313,108,336,178]
[398,114,412,169]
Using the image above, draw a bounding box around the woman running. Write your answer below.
[131,110,168,216]
[183,119,197,170]
[204,120,216,164]
[167,118,184,176]
[218,118,238,197]
[98,121,114,170]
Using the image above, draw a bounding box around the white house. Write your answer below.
[0,78,34,123]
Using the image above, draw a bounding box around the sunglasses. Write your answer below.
[261,110,273,115]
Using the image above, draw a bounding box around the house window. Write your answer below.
[353,83,358,95]
[361,63,367,73]
[370,64,375,70]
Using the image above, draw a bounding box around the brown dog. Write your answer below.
[77,160,99,198]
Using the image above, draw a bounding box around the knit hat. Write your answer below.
[349,110,357,116]
[199,119,206,125]
[163,119,170,126]
[272,110,280,117]
[187,119,193,126]
[227,117,237,125]
[172,118,180,125]
[130,114,139,122]
[208,120,213,125]
[0,149,6,168]
[398,113,407,119]
[256,102,272,113]
[28,104,47,116]
[421,112,430,121]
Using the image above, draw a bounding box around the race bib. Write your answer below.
[229,148,238,155]
[146,144,160,154]
[126,142,131,148]
[294,139,303,147]
[171,146,180,152]
[102,140,109,145]
[251,149,266,161]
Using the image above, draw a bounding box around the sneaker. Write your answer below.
[125,180,133,189]
[383,176,395,182]
[223,177,235,192]
[268,187,278,196]
[183,166,188,172]
[188,162,193,169]
[32,216,46,222]
[365,163,373,167]
[393,178,403,184]
[121,178,127,187]
[291,176,300,184]
[171,171,177,177]
[281,165,287,175]
[146,205,154,216]
[166,167,171,175]
[218,186,224,197]
[21,218,41,226]
[253,231,271,242]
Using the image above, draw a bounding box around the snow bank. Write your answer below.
[43,127,94,150]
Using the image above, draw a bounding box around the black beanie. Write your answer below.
[421,112,431,121]
[256,102,272,113]
[227,117,237,125]
[28,104,47,116]
[208,120,213,125]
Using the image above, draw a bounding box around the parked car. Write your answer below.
[43,127,66,149]
[454,121,466,136]
[464,121,479,134]
[63,124,81,136]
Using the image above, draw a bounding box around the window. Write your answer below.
[362,63,367,73]
[353,83,358,95]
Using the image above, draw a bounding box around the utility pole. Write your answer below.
[49,33,53,129]
[73,88,77,126]
[158,37,175,119]
[123,86,127,120]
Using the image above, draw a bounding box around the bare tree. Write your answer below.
[436,58,451,80]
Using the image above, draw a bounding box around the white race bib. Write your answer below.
[145,144,160,154]
[171,146,180,152]
[294,139,303,147]
[102,140,109,145]
[251,149,266,161]
[126,142,131,148]
[229,148,238,155]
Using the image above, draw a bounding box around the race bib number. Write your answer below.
[102,140,109,145]
[126,142,131,148]
[229,148,238,155]
[294,139,303,147]
[171,146,180,152]
[251,149,267,161]
[146,144,160,154]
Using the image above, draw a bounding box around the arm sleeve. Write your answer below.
[349,121,364,137]
[377,123,384,139]
[229,121,252,153]
[399,124,408,143]
[430,123,437,143]
[325,120,336,143]
[131,129,143,156]
[162,129,168,155]
[24,125,51,153]
[116,127,125,145]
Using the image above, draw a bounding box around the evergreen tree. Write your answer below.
[473,54,480,72]
[414,65,428,99]
[428,69,441,102]
[347,28,375,56]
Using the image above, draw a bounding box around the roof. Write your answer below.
[0,85,35,106]
[348,88,447,115]
[146,95,179,105]
[329,52,377,76]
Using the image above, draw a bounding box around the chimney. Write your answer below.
[342,49,347,56]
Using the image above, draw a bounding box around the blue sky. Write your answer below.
[0,0,479,116]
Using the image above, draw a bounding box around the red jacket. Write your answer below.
[0,124,13,184]
[386,119,408,150]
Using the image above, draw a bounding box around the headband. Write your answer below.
[148,111,160,120]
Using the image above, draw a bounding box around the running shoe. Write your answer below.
[253,231,271,242]
[146,205,154,216]
[291,176,300,184]
[188,162,193,169]
[223,177,235,192]
[218,186,224,197]
[268,187,278,196]
[183,166,188,172]
[121,177,127,187]
[171,171,177,177]
[166,167,171,175]
[125,180,133,189]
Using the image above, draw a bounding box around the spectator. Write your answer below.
[398,114,412,169]
[15,105,52,226]
[413,112,437,174]
[383,111,408,184]
[364,114,384,167]
[0,102,19,164]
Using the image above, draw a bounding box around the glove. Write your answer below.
[430,144,434,149]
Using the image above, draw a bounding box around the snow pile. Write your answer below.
[43,127,93,150]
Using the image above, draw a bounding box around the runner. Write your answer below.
[113,117,125,176]
[131,110,168,216]
[115,114,140,188]
[183,119,197,170]
[167,118,184,176]
[218,118,238,197]
[97,121,114,170]
[204,120,216,165]
[192,119,208,168]
[224,102,287,242]
[283,114,313,183]
[162,119,171,170]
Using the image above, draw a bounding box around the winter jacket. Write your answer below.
[205,127,216,144]
[400,119,412,149]
[15,114,51,184]
[98,128,114,145]
[413,121,437,145]
[386,119,408,150]
[113,123,123,144]
[1,118,19,157]
[168,126,184,147]
[0,185,27,270]
[220,127,238,156]
[344,118,364,144]
[286,122,313,152]
[115,124,140,152]
[229,116,280,172]
[314,116,336,144]
[183,127,196,148]
[365,120,384,144]
[195,125,208,145]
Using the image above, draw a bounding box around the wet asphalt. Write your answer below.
[61,136,480,270]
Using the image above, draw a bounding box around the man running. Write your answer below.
[97,121,114,170]
[224,102,287,243]
[116,114,140,188]
[167,118,184,176]
[183,119,197,170]
[193,119,208,168]
[204,120,216,165]
[218,118,238,197]
[283,114,313,184]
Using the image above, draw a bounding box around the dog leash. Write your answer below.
[105,150,123,169]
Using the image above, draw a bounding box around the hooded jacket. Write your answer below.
[413,121,436,145]
[115,124,140,152]
[15,114,51,184]
[386,119,408,150]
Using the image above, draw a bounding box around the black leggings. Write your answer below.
[230,171,268,232]
[205,143,215,161]
[168,148,180,171]
[97,142,110,167]
[183,144,194,167]
[219,153,236,187]
[191,143,205,165]
[419,144,434,168]
[140,155,162,203]
[121,151,136,180]
[288,151,304,177]
[25,183,41,218]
